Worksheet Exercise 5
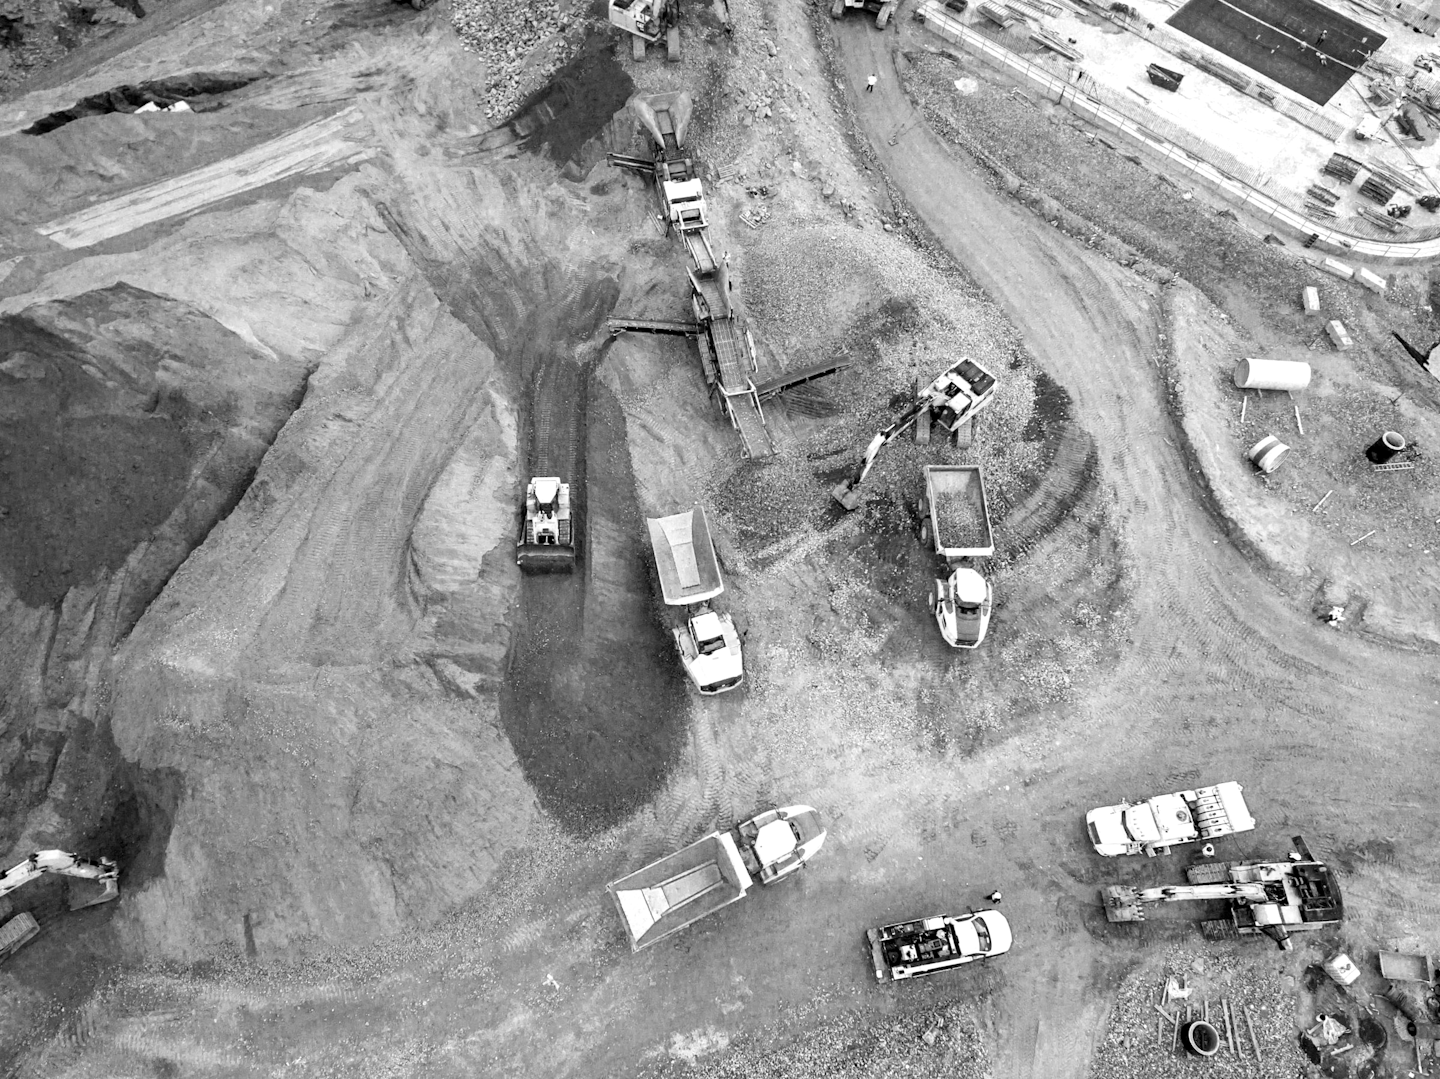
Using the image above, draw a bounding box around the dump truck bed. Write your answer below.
[608,831,753,951]
[924,465,994,559]
[647,506,725,606]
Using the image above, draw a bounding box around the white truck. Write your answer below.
[919,465,995,649]
[608,806,827,951]
[646,505,743,694]
[1086,781,1256,858]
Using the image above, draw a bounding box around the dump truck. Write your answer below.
[1086,781,1256,858]
[832,358,998,511]
[832,0,898,29]
[646,505,744,694]
[1102,835,1342,950]
[516,476,576,572]
[608,806,827,951]
[868,908,1012,981]
[919,465,994,649]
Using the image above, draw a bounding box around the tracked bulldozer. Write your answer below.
[517,477,576,573]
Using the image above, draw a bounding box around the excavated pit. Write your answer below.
[21,72,261,134]
[377,206,690,832]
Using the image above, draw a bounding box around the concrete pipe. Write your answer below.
[1184,1020,1220,1057]
[1234,358,1312,392]
[1248,435,1289,474]
[1365,431,1406,464]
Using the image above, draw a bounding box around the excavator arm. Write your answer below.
[1103,880,1268,923]
[830,399,930,511]
[0,850,120,909]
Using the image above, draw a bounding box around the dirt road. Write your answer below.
[830,15,1440,1079]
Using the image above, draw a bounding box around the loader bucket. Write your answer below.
[69,877,119,911]
[516,545,577,573]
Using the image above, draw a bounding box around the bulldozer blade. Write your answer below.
[69,877,119,911]
[516,545,577,574]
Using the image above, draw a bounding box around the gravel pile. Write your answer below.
[451,0,582,121]
[932,485,989,551]
[639,999,992,1079]
[1091,948,1306,1079]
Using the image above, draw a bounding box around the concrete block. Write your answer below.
[1326,319,1353,351]
[1356,267,1387,293]
[1322,258,1355,281]
[1302,286,1321,314]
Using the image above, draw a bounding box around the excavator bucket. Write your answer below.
[629,91,693,153]
[516,545,577,573]
[831,480,863,511]
[68,876,119,911]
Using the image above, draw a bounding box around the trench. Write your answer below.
[21,72,260,134]
[377,203,691,833]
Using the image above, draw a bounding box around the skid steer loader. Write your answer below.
[516,477,577,573]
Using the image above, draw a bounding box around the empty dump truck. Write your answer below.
[1086,781,1256,857]
[646,505,743,694]
[920,465,995,648]
[608,805,827,951]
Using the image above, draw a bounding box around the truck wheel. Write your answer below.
[920,519,931,546]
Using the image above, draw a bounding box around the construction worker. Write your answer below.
[986,889,1002,904]
[866,74,878,93]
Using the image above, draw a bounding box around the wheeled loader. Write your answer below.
[831,0,897,29]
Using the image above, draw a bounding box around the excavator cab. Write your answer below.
[608,0,681,60]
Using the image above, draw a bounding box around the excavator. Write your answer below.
[832,358,998,510]
[0,850,120,961]
[1102,836,1342,951]
[516,477,576,573]
[608,0,681,60]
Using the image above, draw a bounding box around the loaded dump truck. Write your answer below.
[646,505,744,694]
[1102,836,1342,950]
[608,806,827,951]
[919,465,994,649]
[1086,781,1255,857]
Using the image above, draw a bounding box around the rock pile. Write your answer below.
[451,0,580,121]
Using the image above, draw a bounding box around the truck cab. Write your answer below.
[734,806,827,884]
[933,567,992,649]
[675,608,743,694]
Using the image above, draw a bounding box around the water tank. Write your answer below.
[1234,358,1311,392]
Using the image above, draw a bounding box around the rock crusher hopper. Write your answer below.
[1102,836,1343,950]
[516,477,576,573]
[919,465,995,648]
[831,358,998,511]
[609,0,681,60]
[646,505,744,694]
[831,0,897,28]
